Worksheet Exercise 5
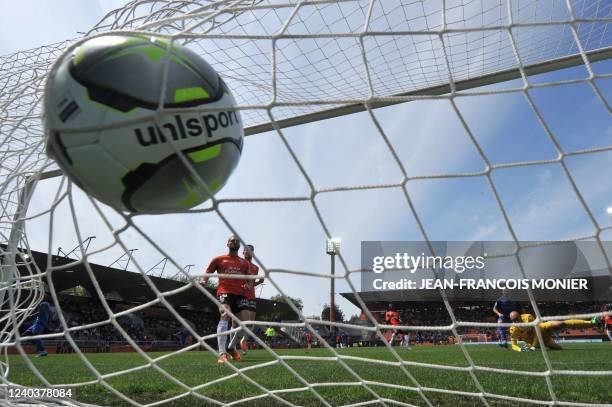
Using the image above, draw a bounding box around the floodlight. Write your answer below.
[326,238,341,255]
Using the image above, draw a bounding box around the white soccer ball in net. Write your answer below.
[44,34,244,212]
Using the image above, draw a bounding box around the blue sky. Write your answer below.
[2,1,611,317]
[0,1,127,54]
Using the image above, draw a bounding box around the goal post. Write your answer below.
[1,0,611,406]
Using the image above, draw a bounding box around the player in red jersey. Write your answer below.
[605,312,612,343]
[306,332,313,350]
[385,304,406,347]
[200,235,250,363]
[239,244,263,354]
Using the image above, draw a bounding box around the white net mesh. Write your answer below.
[1,0,611,405]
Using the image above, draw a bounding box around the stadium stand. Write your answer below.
[8,246,297,354]
[340,293,609,345]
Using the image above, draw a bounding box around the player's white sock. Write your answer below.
[227,328,241,351]
[239,324,252,345]
[389,333,396,345]
[606,329,612,342]
[217,320,229,354]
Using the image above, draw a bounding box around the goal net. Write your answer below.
[1,0,611,405]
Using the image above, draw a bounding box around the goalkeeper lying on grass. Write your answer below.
[508,310,602,352]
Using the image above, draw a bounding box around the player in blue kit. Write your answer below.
[493,289,519,349]
[23,300,51,357]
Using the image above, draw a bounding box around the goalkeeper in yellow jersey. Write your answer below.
[508,311,602,352]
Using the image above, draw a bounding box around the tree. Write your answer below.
[203,280,218,291]
[348,314,361,324]
[173,273,195,284]
[172,274,217,295]
[60,285,90,297]
[321,304,344,322]
[269,294,304,311]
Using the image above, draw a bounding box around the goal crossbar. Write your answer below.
[245,47,612,136]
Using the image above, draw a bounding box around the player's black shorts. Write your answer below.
[244,299,256,311]
[218,293,249,315]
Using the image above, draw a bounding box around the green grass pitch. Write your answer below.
[7,343,612,406]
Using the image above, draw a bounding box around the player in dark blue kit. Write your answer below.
[493,289,518,349]
[23,300,51,357]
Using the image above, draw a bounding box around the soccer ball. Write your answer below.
[44,34,243,212]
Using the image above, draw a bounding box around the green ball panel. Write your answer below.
[70,35,222,111]
[123,140,241,212]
